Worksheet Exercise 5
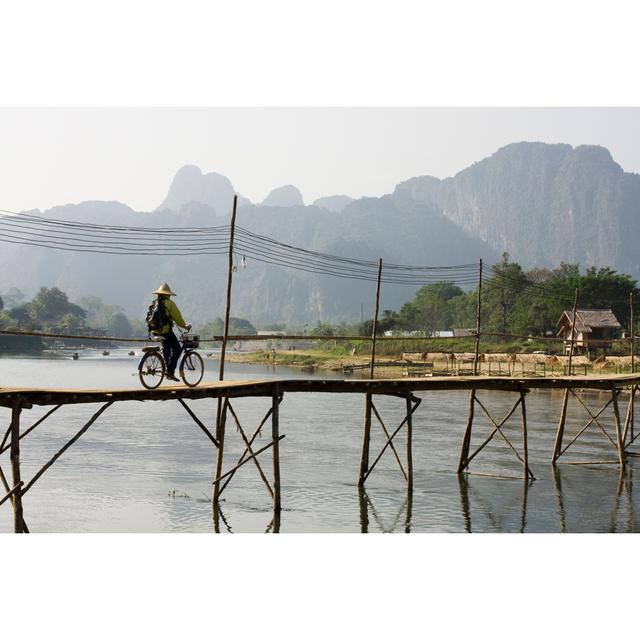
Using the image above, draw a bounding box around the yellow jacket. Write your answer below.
[155,296,187,335]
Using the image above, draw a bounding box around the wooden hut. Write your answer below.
[556,308,621,355]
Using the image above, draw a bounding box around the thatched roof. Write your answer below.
[556,308,621,333]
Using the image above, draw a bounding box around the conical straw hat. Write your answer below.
[152,282,177,296]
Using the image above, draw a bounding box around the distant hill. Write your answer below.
[2,141,639,326]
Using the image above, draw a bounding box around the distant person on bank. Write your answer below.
[150,283,191,382]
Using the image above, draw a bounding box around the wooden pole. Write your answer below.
[457,389,476,473]
[219,194,238,383]
[213,195,237,503]
[358,394,372,486]
[358,487,369,533]
[272,385,282,513]
[369,258,383,379]
[552,389,570,463]
[631,292,635,373]
[567,288,578,375]
[474,259,483,376]
[611,384,626,468]
[406,393,413,493]
[520,389,529,480]
[630,292,635,442]
[9,398,25,533]
[212,398,227,504]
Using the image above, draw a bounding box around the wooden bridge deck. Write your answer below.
[2,373,639,408]
[3,373,640,532]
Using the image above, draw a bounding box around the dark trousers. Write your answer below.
[162,330,181,375]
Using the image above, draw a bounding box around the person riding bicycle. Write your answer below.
[148,283,192,382]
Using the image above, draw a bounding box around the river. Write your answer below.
[0,349,638,533]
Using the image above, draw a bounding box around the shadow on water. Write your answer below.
[358,487,412,533]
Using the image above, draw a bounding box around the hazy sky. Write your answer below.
[2,107,640,213]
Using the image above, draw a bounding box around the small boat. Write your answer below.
[128,351,135,356]
[102,350,110,356]
[71,353,79,360]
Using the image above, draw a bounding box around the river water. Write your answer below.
[1,350,638,533]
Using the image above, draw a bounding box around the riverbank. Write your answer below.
[207,347,638,377]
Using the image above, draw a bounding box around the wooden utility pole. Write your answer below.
[631,292,635,373]
[213,195,238,504]
[567,288,578,376]
[358,259,382,487]
[473,259,483,375]
[219,194,238,383]
[369,259,383,380]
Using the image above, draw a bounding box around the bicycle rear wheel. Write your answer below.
[139,351,165,389]
[180,350,204,387]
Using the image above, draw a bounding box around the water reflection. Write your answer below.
[358,488,412,533]
[457,474,532,532]
[212,503,281,533]
[457,466,636,533]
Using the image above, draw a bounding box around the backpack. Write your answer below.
[146,298,169,334]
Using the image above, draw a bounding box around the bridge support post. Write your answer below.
[406,392,413,493]
[358,393,372,486]
[10,398,26,533]
[457,390,476,473]
[272,386,281,513]
[552,389,569,463]
[212,398,227,504]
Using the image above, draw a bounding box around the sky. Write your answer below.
[2,107,640,213]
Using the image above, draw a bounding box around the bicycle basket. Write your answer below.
[182,333,200,349]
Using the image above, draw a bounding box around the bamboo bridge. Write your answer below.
[1,373,639,533]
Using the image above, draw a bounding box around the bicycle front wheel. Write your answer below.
[139,351,165,389]
[180,350,204,387]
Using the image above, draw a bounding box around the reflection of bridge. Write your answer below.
[1,374,640,532]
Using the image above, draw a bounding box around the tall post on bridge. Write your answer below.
[369,258,383,380]
[358,258,382,486]
[213,195,238,505]
[567,288,578,376]
[473,259,483,376]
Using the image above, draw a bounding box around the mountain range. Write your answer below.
[2,141,639,326]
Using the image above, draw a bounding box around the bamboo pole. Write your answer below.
[358,393,372,486]
[552,389,570,463]
[370,400,407,480]
[214,195,238,490]
[10,398,25,533]
[567,289,578,374]
[630,292,635,442]
[212,398,228,504]
[219,194,238,383]
[225,401,274,497]
[474,259,483,375]
[457,389,476,473]
[369,258,383,379]
[520,390,529,480]
[272,386,282,512]
[611,384,626,467]
[406,392,413,493]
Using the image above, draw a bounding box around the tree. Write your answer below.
[29,287,87,328]
[396,282,464,332]
[107,312,133,338]
[201,317,257,336]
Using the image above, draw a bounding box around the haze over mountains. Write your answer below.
[2,142,639,326]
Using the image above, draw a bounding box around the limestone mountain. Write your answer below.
[3,141,639,327]
[312,195,354,213]
[393,142,640,276]
[260,185,304,207]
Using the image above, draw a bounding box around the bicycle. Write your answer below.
[138,330,204,389]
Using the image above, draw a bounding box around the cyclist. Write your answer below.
[149,283,192,382]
